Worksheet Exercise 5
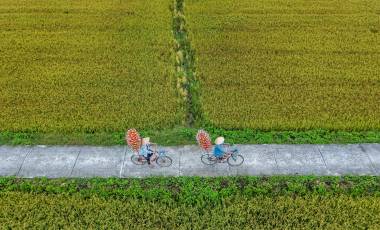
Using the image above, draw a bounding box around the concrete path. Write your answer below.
[0,144,379,178]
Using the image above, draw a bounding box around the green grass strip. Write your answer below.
[1,129,379,145]
[1,176,380,201]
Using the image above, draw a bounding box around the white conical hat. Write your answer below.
[215,137,225,145]
[142,137,150,144]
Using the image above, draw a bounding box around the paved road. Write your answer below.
[0,144,379,178]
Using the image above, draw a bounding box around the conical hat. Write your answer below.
[215,137,225,145]
[142,137,150,144]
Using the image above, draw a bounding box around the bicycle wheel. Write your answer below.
[131,155,146,165]
[156,156,172,167]
[227,154,244,166]
[201,154,217,165]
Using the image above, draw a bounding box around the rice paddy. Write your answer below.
[186,0,380,130]
[0,0,184,133]
[0,0,379,144]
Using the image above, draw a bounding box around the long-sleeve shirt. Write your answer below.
[213,144,225,157]
[139,144,152,157]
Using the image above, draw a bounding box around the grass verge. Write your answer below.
[1,129,379,145]
[1,176,380,198]
[1,176,380,228]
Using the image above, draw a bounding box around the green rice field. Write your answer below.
[0,0,183,133]
[187,0,380,130]
[0,0,379,145]
[1,176,380,228]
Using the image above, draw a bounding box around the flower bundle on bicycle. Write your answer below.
[126,129,172,167]
[196,130,244,166]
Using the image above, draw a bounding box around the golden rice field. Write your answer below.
[187,0,380,130]
[0,0,379,140]
[0,0,184,132]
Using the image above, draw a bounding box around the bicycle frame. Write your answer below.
[144,143,166,159]
[147,149,166,160]
[158,150,166,157]
[223,144,239,159]
[201,144,238,156]
[230,148,239,160]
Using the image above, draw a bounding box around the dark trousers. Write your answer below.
[145,152,153,164]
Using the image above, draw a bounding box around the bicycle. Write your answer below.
[130,143,173,167]
[200,144,244,166]
[126,129,173,167]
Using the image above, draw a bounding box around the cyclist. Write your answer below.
[139,137,154,166]
[213,137,227,161]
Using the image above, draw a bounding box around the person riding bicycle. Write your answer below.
[213,137,227,160]
[139,137,154,165]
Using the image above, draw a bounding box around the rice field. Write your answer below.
[1,177,380,228]
[0,0,184,133]
[0,0,379,144]
[187,0,380,130]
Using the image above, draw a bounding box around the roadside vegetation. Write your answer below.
[1,176,380,228]
[1,128,379,145]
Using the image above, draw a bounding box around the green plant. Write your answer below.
[1,176,380,228]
